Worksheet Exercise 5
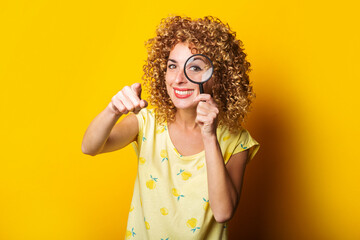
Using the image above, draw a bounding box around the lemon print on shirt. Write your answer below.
[203,198,209,210]
[160,207,168,215]
[156,125,167,134]
[160,150,168,162]
[187,218,200,233]
[177,169,192,180]
[144,218,150,230]
[197,163,204,170]
[173,148,183,157]
[129,205,134,212]
[125,227,136,239]
[172,188,184,201]
[146,175,158,190]
[223,135,231,141]
[139,157,146,165]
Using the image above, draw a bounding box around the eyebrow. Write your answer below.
[193,57,206,62]
[167,59,177,63]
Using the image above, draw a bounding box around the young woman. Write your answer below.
[82,16,259,239]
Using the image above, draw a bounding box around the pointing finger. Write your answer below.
[123,86,141,108]
[131,83,142,98]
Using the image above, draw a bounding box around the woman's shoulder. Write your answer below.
[135,108,162,132]
[135,108,157,122]
[216,125,258,152]
[217,125,260,163]
[216,125,245,140]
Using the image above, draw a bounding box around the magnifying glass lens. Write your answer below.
[184,55,213,84]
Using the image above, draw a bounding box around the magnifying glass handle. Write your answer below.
[199,84,204,94]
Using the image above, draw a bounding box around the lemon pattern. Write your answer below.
[203,198,209,211]
[160,207,168,215]
[222,135,231,141]
[125,227,136,239]
[172,188,185,201]
[144,218,150,230]
[139,157,146,165]
[146,175,158,190]
[187,218,200,233]
[173,148,183,157]
[156,125,167,134]
[197,162,204,170]
[177,169,192,180]
[125,231,130,239]
[160,150,168,162]
[126,109,259,239]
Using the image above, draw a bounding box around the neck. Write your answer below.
[173,108,198,130]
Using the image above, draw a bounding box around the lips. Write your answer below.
[173,88,194,99]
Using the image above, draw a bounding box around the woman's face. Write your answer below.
[165,42,211,110]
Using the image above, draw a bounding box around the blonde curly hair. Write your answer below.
[143,16,255,133]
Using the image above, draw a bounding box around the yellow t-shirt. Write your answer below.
[125,109,259,240]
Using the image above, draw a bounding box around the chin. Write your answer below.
[171,97,197,110]
[174,104,196,110]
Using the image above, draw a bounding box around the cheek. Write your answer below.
[165,75,172,94]
[165,72,177,91]
[165,71,171,85]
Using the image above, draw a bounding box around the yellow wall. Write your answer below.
[1,0,359,239]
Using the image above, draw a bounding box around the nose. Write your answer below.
[175,67,188,84]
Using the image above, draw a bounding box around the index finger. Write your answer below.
[193,94,214,104]
[131,83,142,98]
[123,86,141,105]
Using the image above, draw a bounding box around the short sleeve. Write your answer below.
[131,108,150,157]
[218,127,260,164]
[233,129,260,164]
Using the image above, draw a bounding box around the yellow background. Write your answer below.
[1,0,359,239]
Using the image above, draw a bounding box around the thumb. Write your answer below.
[140,99,148,108]
[131,83,142,98]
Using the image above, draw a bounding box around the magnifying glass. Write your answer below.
[184,54,214,94]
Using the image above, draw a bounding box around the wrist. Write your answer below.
[106,103,122,119]
[202,132,218,144]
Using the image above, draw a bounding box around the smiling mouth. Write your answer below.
[174,89,194,98]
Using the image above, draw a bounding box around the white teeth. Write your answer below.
[175,90,194,95]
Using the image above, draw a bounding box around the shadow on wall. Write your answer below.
[228,89,300,239]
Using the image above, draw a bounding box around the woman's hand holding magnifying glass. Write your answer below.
[108,83,148,116]
[194,94,219,138]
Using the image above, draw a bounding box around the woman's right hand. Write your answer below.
[108,83,148,116]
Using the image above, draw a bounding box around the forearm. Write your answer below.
[81,104,121,155]
[204,135,239,223]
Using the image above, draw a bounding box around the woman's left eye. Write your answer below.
[190,66,202,72]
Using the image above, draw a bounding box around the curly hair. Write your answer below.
[142,15,255,133]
